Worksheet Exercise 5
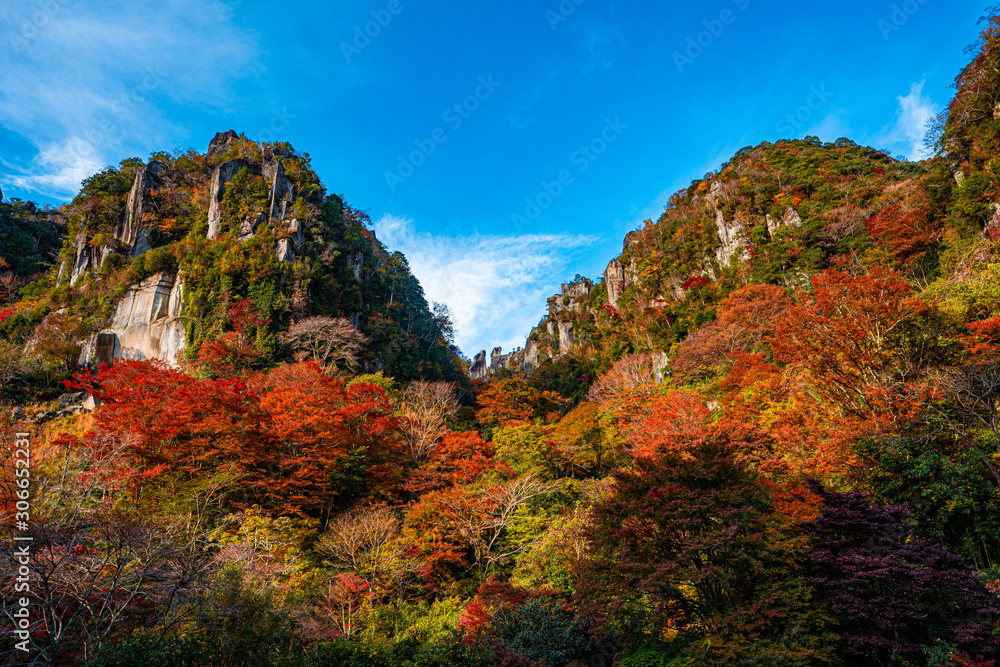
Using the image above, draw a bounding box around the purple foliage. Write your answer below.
[804,480,999,663]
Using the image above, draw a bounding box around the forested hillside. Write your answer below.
[5,8,1000,667]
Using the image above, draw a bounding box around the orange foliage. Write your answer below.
[626,390,711,459]
[475,378,561,429]
[672,284,792,378]
[771,267,922,412]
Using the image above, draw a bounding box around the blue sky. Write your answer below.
[0,0,989,357]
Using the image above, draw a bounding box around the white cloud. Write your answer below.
[879,81,937,161]
[2,137,102,198]
[0,0,260,199]
[373,214,601,357]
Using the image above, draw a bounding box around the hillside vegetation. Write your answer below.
[5,9,1000,667]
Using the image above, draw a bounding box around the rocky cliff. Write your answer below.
[7,131,464,384]
[470,136,963,389]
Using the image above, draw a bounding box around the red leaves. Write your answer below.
[681,275,710,291]
[65,360,404,517]
[964,316,1000,360]
[625,390,711,459]
[864,191,941,263]
[672,284,792,379]
[771,266,920,410]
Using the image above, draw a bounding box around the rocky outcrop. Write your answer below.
[288,218,305,251]
[207,129,239,158]
[68,228,108,286]
[604,259,625,308]
[557,321,573,351]
[523,338,540,374]
[766,206,802,238]
[714,208,748,267]
[263,159,295,223]
[207,158,250,240]
[207,152,298,243]
[548,280,592,319]
[276,238,295,263]
[347,251,365,281]
[116,160,165,259]
[651,351,670,384]
[79,271,186,367]
[987,204,1000,241]
[470,350,488,381]
[490,347,504,373]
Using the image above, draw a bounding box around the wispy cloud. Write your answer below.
[878,81,937,161]
[373,214,601,356]
[2,137,102,199]
[0,0,260,199]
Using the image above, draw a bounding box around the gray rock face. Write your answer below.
[207,158,250,240]
[987,203,1000,241]
[276,238,295,263]
[714,208,747,267]
[208,156,297,243]
[557,321,574,351]
[69,228,112,286]
[347,251,365,281]
[263,160,295,223]
[288,218,305,251]
[549,280,592,319]
[523,338,540,374]
[239,212,267,241]
[116,160,165,259]
[766,206,802,238]
[651,351,670,384]
[470,350,488,381]
[604,258,626,308]
[490,347,503,373]
[79,271,186,367]
[207,130,239,157]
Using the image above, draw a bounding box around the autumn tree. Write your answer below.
[672,283,793,379]
[398,380,460,461]
[403,473,557,574]
[0,512,191,664]
[65,360,268,504]
[255,362,403,523]
[317,504,425,597]
[805,481,1000,663]
[476,378,561,432]
[281,316,367,371]
[577,429,833,663]
[586,352,659,425]
[198,299,271,379]
[771,266,926,413]
[624,389,711,459]
[33,312,87,371]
